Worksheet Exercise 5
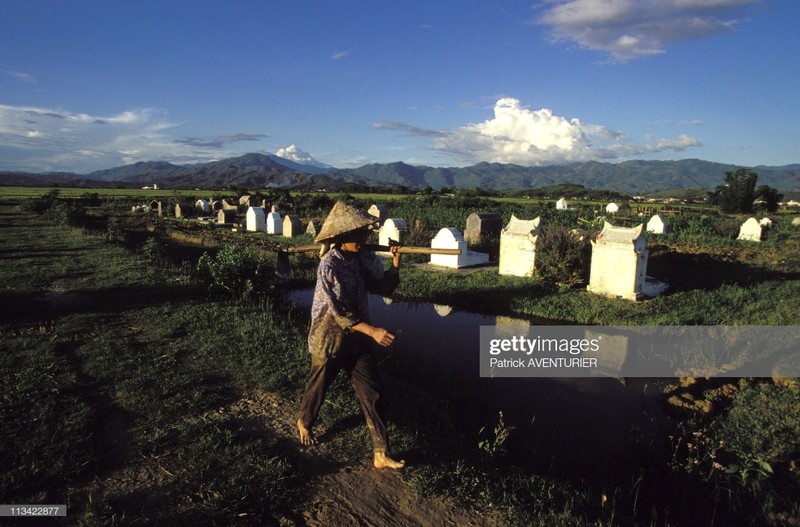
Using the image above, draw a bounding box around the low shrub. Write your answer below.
[20,189,61,214]
[196,244,274,299]
[48,200,87,227]
[535,225,591,285]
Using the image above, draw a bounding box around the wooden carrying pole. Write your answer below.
[275,243,461,279]
[282,243,461,255]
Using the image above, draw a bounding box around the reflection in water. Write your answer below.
[287,289,670,467]
[433,304,452,317]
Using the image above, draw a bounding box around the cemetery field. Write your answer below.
[2,197,800,526]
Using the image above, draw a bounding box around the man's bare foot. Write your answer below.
[297,418,317,446]
[374,451,405,469]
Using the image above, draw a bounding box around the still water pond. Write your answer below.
[288,289,671,466]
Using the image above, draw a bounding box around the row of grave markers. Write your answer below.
[142,198,794,300]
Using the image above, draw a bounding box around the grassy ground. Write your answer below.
[0,202,311,524]
[2,198,799,526]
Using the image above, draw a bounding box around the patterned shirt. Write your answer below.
[308,247,399,357]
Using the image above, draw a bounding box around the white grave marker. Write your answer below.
[737,217,762,242]
[587,222,648,301]
[379,218,407,246]
[267,212,283,234]
[646,214,668,234]
[430,228,489,269]
[499,215,541,277]
[246,207,265,232]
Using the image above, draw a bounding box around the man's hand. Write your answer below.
[389,242,402,269]
[352,322,395,347]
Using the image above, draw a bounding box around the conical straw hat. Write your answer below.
[314,201,377,243]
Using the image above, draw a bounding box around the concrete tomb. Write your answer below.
[792,217,800,226]
[587,222,648,301]
[606,203,619,214]
[195,198,210,213]
[266,211,283,235]
[498,215,541,277]
[465,212,502,246]
[175,203,195,219]
[646,214,669,234]
[430,228,489,269]
[368,204,389,224]
[759,217,772,227]
[217,209,237,225]
[556,197,569,210]
[306,220,322,237]
[149,200,162,217]
[246,207,266,232]
[221,199,238,211]
[271,204,280,213]
[379,218,408,246]
[738,217,762,242]
[239,195,252,208]
[210,200,223,211]
[282,214,303,237]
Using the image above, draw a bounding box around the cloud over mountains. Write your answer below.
[375,97,702,166]
[0,104,270,173]
[275,144,330,169]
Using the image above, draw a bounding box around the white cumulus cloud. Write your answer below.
[536,0,765,61]
[375,97,702,166]
[275,144,330,168]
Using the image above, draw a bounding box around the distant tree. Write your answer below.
[712,168,758,214]
[754,185,783,213]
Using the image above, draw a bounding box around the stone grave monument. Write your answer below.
[737,217,762,242]
[498,215,541,277]
[368,204,389,225]
[379,218,407,246]
[465,212,502,246]
[587,222,648,301]
[217,209,236,225]
[646,214,668,234]
[175,203,195,219]
[282,214,303,237]
[246,207,265,232]
[430,228,489,269]
[306,220,322,238]
[267,211,283,235]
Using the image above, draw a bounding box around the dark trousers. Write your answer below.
[298,334,388,452]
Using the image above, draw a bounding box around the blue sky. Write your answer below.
[1,0,798,173]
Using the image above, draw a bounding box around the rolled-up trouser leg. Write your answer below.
[348,347,388,453]
[298,352,341,431]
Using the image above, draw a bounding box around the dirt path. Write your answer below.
[226,389,498,527]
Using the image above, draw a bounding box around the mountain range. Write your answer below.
[2,153,799,195]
